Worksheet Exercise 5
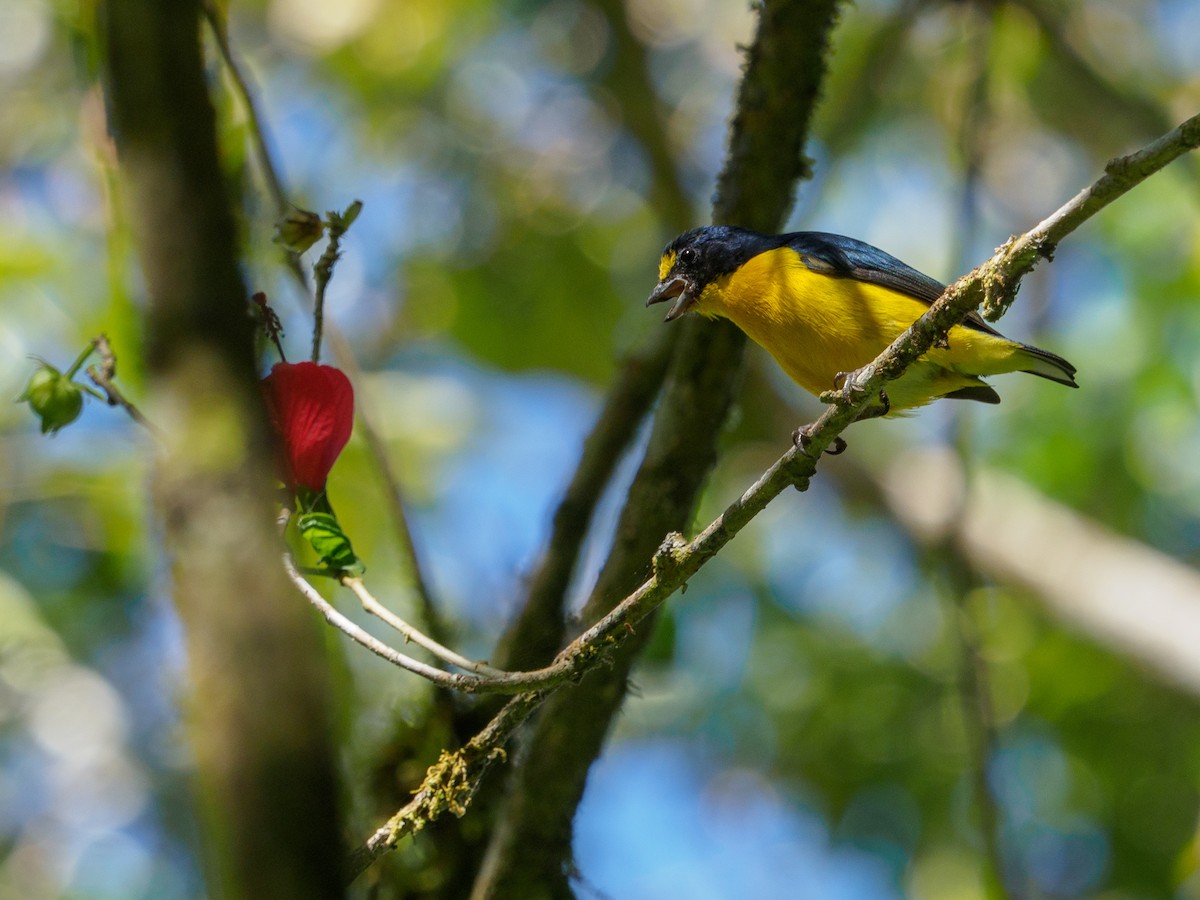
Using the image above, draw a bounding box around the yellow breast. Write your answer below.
[695,246,1021,409]
[696,249,897,392]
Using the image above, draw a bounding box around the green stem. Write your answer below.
[310,203,361,363]
[64,344,96,379]
[310,229,340,363]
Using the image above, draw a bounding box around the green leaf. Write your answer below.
[339,199,363,229]
[297,510,366,575]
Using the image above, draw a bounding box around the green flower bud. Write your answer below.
[19,362,84,434]
[273,207,325,253]
[337,200,363,229]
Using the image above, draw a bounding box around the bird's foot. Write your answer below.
[855,388,890,421]
[822,367,890,420]
[832,365,876,401]
[793,423,847,457]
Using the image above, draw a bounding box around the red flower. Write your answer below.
[262,362,354,493]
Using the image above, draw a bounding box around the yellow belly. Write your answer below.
[696,247,1023,410]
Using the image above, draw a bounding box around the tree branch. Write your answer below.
[347,692,546,880]
[284,556,473,686]
[85,333,159,436]
[342,575,507,678]
[346,108,1200,880]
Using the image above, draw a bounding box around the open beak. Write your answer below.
[646,275,697,322]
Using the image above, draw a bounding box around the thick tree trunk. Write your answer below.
[101,3,344,896]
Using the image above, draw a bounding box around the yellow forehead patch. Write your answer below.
[658,250,676,280]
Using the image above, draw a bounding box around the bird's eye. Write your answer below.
[679,247,698,265]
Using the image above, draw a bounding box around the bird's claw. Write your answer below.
[793,424,847,457]
[856,388,890,421]
[800,368,889,456]
[833,366,874,401]
[823,373,890,420]
[822,366,881,407]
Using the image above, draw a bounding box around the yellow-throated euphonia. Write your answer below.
[648,226,1077,417]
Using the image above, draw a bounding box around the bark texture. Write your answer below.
[102,3,344,896]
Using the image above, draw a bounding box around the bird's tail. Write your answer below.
[1015,343,1078,388]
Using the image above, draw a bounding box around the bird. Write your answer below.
[647,225,1076,449]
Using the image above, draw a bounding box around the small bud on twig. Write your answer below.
[274,206,325,253]
[19,361,84,434]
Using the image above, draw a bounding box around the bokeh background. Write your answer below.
[3,0,1200,896]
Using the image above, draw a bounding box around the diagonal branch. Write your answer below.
[322,106,1200,706]
[492,331,675,672]
[85,333,160,436]
[346,109,1200,880]
[466,0,845,895]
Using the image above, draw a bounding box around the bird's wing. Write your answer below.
[787,232,1002,337]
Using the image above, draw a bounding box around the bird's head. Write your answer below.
[646,225,764,321]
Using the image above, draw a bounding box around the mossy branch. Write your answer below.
[346,692,543,878]
[343,110,1200,880]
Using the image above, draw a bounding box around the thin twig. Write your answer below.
[327,328,448,642]
[341,576,508,678]
[202,4,286,213]
[284,554,486,689]
[86,334,160,436]
[310,223,340,363]
[201,2,309,289]
[309,201,361,364]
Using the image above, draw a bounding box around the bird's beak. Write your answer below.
[646,275,697,322]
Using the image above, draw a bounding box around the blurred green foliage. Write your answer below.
[2,0,1199,897]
